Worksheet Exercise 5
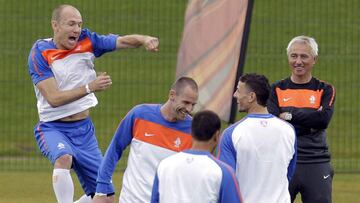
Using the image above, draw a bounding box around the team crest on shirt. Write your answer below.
[309,95,316,104]
[174,137,181,148]
[260,120,268,127]
[57,142,65,150]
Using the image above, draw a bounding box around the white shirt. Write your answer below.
[218,114,297,203]
[152,150,243,203]
[28,29,118,121]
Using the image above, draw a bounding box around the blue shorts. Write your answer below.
[34,117,102,195]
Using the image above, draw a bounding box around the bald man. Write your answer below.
[28,4,159,203]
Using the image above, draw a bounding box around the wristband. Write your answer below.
[94,192,107,197]
[85,84,91,94]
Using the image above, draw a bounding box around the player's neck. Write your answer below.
[52,37,61,49]
[160,102,177,122]
[247,105,268,115]
[191,141,213,153]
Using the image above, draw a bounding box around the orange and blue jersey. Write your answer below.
[28,28,119,195]
[27,29,118,121]
[96,104,193,203]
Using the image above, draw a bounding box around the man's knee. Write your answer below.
[54,154,73,169]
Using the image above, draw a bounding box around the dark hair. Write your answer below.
[191,110,221,141]
[171,76,198,95]
[239,73,270,106]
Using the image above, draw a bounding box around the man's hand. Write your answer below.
[279,112,292,121]
[143,36,159,52]
[88,72,112,93]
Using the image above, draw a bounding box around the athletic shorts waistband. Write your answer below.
[42,117,91,128]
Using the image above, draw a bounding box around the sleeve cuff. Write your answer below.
[96,182,115,194]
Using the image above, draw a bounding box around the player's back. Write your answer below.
[232,114,296,203]
[155,151,224,203]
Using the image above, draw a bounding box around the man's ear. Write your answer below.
[169,89,176,101]
[313,56,318,65]
[248,91,256,103]
[51,20,58,32]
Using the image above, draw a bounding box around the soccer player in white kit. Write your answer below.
[217,73,297,203]
[152,110,243,203]
[94,77,199,203]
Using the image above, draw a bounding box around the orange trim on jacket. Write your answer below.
[41,38,93,65]
[133,118,192,152]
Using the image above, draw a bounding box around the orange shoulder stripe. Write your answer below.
[41,38,93,65]
[133,118,192,152]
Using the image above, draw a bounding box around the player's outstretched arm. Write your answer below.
[116,34,159,51]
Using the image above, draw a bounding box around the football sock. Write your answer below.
[74,194,92,203]
[53,168,74,203]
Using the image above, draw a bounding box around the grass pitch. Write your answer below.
[0,171,359,203]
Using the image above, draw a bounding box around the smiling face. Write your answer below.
[288,42,317,81]
[52,6,82,50]
[170,85,198,121]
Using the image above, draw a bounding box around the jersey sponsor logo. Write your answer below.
[283,97,292,102]
[51,55,59,60]
[57,142,65,150]
[323,174,330,179]
[144,132,155,137]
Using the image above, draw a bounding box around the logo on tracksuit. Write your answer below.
[57,143,65,150]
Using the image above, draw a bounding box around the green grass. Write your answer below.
[0,171,359,203]
[0,0,359,172]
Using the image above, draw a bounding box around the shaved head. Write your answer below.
[171,77,198,95]
[52,4,81,22]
